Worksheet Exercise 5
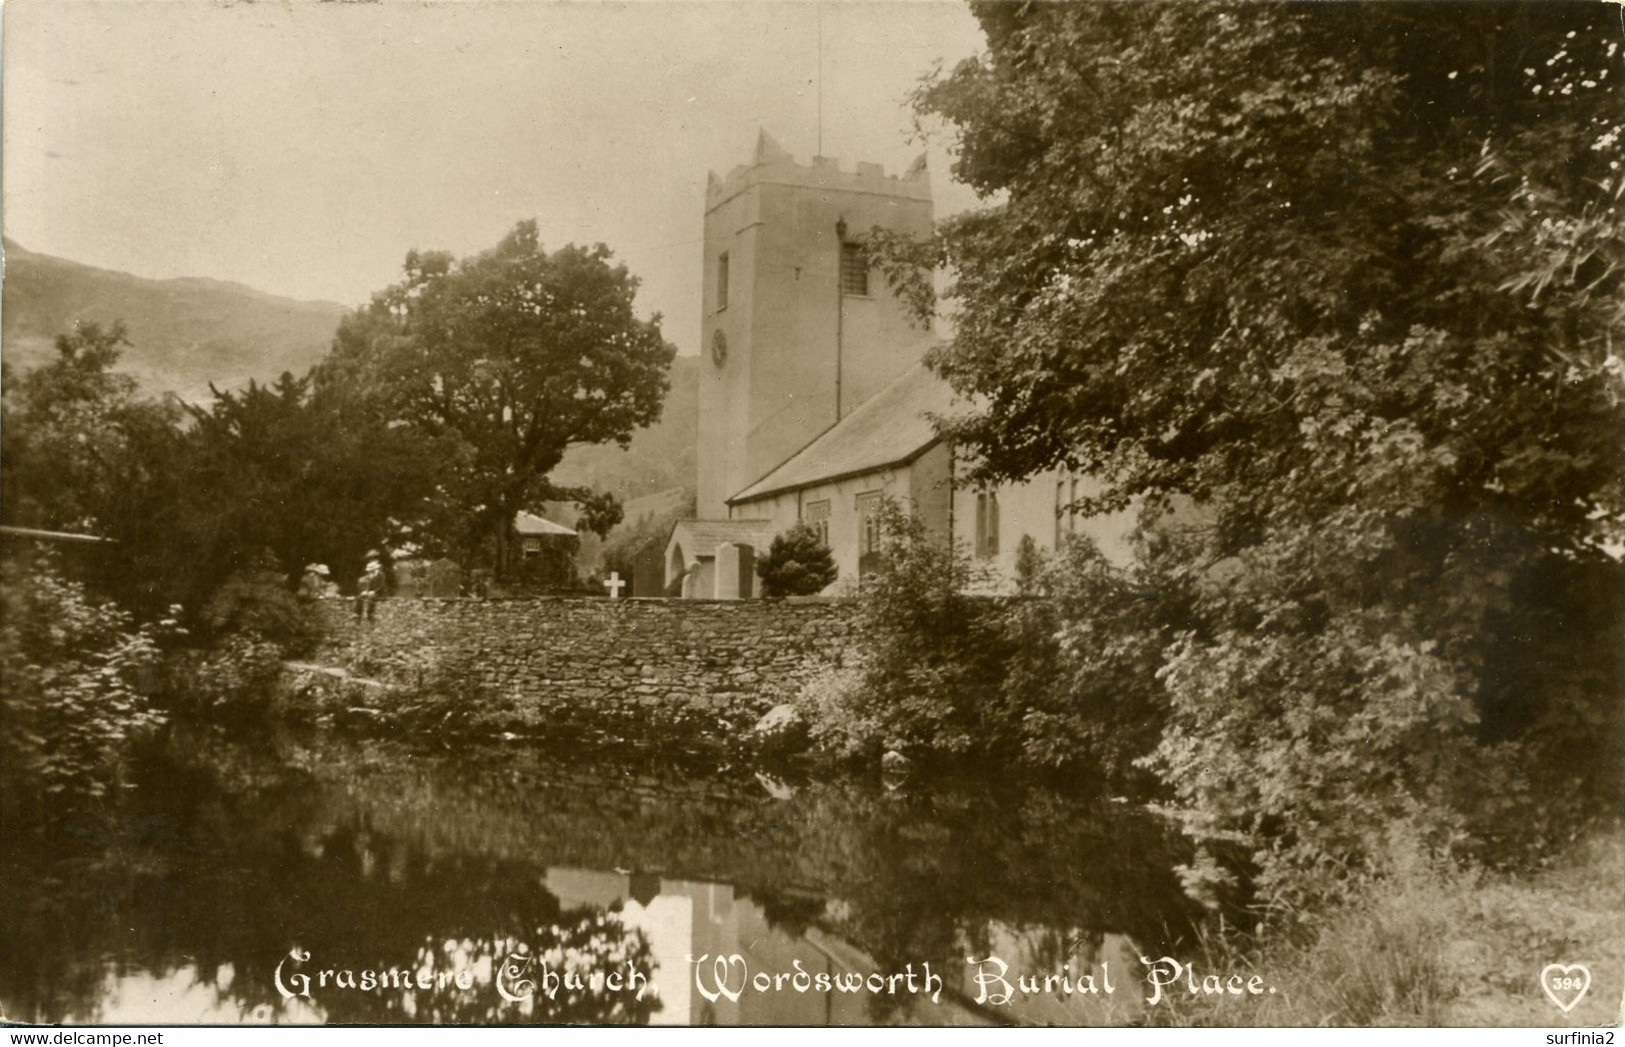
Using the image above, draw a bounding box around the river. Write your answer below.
[0,722,1209,1026]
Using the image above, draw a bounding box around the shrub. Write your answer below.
[1000,535,1184,782]
[163,633,289,718]
[756,523,838,597]
[201,558,324,657]
[0,552,172,824]
[804,500,1011,759]
[1142,547,1505,911]
[1150,835,1467,1026]
[795,501,1184,780]
[793,666,880,762]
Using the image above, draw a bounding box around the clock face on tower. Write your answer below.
[710,328,728,368]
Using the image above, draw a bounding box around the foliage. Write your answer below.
[793,666,880,762]
[802,500,1009,759]
[1001,535,1187,782]
[755,522,838,597]
[0,320,440,620]
[1148,830,1624,1027]
[797,507,1182,780]
[368,649,528,737]
[200,556,325,656]
[888,0,1625,905]
[163,633,289,719]
[0,322,182,540]
[0,551,173,824]
[182,370,449,594]
[323,221,677,576]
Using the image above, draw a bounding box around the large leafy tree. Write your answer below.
[0,322,181,537]
[181,372,450,593]
[903,2,1623,898]
[326,221,676,575]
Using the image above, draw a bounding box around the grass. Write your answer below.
[1149,828,1624,1027]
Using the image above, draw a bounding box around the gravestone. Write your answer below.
[714,542,756,600]
[392,558,463,598]
[632,541,666,598]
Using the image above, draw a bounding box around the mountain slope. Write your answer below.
[2,238,350,399]
[1,237,701,502]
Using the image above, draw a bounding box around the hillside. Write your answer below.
[1,237,701,506]
[2,238,350,400]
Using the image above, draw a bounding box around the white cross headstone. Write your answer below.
[603,571,626,599]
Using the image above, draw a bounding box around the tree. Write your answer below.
[755,522,838,597]
[183,371,448,593]
[897,2,1623,901]
[325,221,676,576]
[0,322,181,537]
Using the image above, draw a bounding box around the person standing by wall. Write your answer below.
[355,561,384,621]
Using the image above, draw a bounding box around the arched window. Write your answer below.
[975,491,1001,559]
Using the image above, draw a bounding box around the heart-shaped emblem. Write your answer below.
[1540,963,1591,1013]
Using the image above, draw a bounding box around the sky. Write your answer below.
[3,0,990,355]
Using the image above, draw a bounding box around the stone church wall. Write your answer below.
[309,596,860,734]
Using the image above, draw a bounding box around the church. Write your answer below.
[665,134,1136,599]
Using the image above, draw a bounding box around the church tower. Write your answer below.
[696,132,934,519]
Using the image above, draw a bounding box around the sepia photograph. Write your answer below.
[1,0,1621,1036]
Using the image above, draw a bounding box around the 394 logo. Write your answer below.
[1539,962,1591,1014]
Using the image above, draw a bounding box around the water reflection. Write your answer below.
[0,725,1203,1026]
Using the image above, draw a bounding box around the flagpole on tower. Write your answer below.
[816,1,824,157]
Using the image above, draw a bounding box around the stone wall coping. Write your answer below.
[320,594,858,607]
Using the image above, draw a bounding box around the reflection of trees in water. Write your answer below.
[279,912,657,1024]
[1,728,1199,1025]
[0,737,656,1025]
[765,787,1199,970]
[748,787,1201,1025]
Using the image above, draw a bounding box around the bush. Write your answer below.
[795,501,1183,780]
[0,552,172,824]
[756,522,838,597]
[163,633,289,718]
[794,666,881,762]
[1000,535,1184,782]
[1141,540,1514,911]
[202,558,324,657]
[798,500,1010,760]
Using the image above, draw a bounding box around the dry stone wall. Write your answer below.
[310,597,860,732]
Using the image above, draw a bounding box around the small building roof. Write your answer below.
[666,519,778,569]
[0,525,114,544]
[514,510,577,537]
[729,362,959,504]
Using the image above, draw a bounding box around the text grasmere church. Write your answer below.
[666,133,1135,599]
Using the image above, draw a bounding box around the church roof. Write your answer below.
[514,511,577,537]
[667,519,778,566]
[729,363,958,504]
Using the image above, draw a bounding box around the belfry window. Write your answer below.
[840,242,869,297]
[717,251,730,311]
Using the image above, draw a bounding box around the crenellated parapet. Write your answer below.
[705,130,931,212]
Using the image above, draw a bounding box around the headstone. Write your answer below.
[736,543,755,599]
[633,542,666,598]
[714,542,741,599]
[713,542,756,600]
[423,558,463,597]
[603,571,626,598]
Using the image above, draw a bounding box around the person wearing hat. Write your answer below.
[355,560,385,621]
